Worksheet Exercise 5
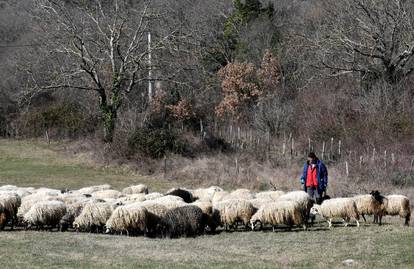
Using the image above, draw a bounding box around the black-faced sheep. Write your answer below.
[352,192,385,224]
[310,198,360,228]
[376,194,411,226]
[161,205,205,238]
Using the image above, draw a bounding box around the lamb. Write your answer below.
[0,192,21,230]
[310,198,360,228]
[378,195,411,226]
[122,184,149,195]
[250,201,307,231]
[92,190,123,200]
[23,200,67,229]
[212,199,255,230]
[352,192,385,223]
[165,188,194,203]
[161,205,206,238]
[255,190,285,200]
[105,203,149,236]
[76,184,111,195]
[73,202,114,232]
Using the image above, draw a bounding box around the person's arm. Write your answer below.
[321,163,328,190]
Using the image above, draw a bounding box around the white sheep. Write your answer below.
[144,192,164,200]
[255,190,285,200]
[191,186,224,202]
[73,202,114,232]
[277,191,314,224]
[227,189,255,200]
[92,189,123,200]
[250,201,307,231]
[23,200,66,229]
[310,198,360,228]
[17,193,63,221]
[211,191,230,205]
[119,194,146,204]
[248,198,273,210]
[0,192,21,229]
[212,199,255,230]
[122,184,149,195]
[76,184,111,195]
[105,203,149,235]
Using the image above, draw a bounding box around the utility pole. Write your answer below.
[148,31,153,101]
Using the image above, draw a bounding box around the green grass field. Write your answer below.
[0,139,413,269]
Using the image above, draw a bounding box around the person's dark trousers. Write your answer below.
[307,186,321,203]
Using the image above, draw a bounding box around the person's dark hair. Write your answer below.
[308,152,317,159]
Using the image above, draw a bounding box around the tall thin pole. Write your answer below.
[148,31,153,101]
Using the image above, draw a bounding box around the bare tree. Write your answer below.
[301,0,414,85]
[30,0,180,142]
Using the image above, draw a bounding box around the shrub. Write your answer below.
[127,127,191,159]
[20,103,97,138]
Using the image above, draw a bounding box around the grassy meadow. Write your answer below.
[0,139,413,269]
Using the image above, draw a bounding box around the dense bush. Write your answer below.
[127,127,191,159]
[20,103,98,138]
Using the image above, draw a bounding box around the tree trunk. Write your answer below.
[102,108,117,143]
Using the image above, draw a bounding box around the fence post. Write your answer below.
[338,140,342,159]
[330,137,334,160]
[322,141,325,160]
[346,161,349,177]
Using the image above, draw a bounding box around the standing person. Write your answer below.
[300,152,328,204]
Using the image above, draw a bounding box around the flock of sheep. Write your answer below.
[0,184,411,238]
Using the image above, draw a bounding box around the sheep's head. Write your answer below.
[310,205,321,216]
[73,221,80,232]
[250,216,261,231]
[370,190,383,203]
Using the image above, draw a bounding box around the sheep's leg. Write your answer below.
[272,226,275,232]
[361,214,366,223]
[302,224,307,231]
[405,214,410,226]
[356,219,360,227]
[327,219,332,228]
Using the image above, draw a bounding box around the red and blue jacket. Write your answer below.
[300,159,328,194]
